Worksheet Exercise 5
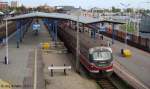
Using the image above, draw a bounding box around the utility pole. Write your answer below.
[76,7,81,72]
[5,19,9,64]
[120,3,130,49]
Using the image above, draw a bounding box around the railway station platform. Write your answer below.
[0,19,50,89]
[81,20,150,88]
[0,18,99,89]
[43,52,98,89]
[1,12,149,89]
[104,35,150,89]
[81,31,150,89]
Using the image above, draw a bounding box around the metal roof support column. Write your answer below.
[75,22,77,30]
[46,20,50,34]
[48,22,50,34]
[90,24,96,40]
[20,20,23,43]
[42,18,45,24]
[53,20,55,42]
[93,28,96,40]
[49,20,53,41]
[22,21,25,38]
[70,21,73,28]
[23,19,28,38]
[82,24,84,32]
[52,20,55,41]
[69,20,71,28]
[53,20,55,41]
[54,20,58,42]
[25,20,29,33]
[23,20,27,38]
[112,24,115,44]
[49,20,53,39]
[90,29,93,38]
[50,20,53,41]
[26,19,31,32]
[16,20,20,48]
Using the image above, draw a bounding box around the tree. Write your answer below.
[112,6,121,12]
[126,8,134,13]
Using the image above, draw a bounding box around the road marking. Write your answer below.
[34,49,37,89]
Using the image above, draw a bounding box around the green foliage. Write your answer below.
[121,22,136,33]
[112,6,121,13]
[126,8,134,13]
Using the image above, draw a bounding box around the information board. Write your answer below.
[32,23,40,31]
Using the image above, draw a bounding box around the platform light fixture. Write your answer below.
[5,19,9,64]
[120,3,130,49]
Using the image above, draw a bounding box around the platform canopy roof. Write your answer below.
[4,12,125,24]
[0,11,4,15]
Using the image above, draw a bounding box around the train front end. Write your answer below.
[88,47,113,77]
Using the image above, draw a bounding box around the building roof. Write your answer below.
[56,6,77,11]
[98,20,125,24]
[4,12,125,24]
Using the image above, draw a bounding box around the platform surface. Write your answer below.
[0,20,50,89]
[84,31,150,88]
[103,36,150,88]
[43,53,98,89]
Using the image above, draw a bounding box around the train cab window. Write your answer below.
[91,51,112,61]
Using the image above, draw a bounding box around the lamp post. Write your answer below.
[120,3,130,49]
[5,19,8,64]
[76,7,81,72]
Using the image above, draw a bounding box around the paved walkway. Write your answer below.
[43,53,98,89]
[0,20,50,89]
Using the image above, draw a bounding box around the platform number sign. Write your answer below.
[32,23,40,31]
[99,25,106,32]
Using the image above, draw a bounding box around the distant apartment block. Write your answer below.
[11,1,18,8]
[140,15,150,33]
[0,2,8,10]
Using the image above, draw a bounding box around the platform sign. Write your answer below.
[99,26,106,32]
[126,35,131,40]
[32,23,40,31]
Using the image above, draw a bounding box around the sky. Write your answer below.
[5,0,150,9]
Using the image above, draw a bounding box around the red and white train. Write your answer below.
[58,23,113,77]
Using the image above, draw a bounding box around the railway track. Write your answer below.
[97,78,118,89]
[79,63,119,89]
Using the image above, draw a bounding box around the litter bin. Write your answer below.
[4,56,8,64]
[121,49,123,55]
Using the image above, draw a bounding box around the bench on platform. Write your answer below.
[48,64,71,77]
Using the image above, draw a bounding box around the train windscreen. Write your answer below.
[91,51,112,61]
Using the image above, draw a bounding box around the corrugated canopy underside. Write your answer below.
[4,12,125,24]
